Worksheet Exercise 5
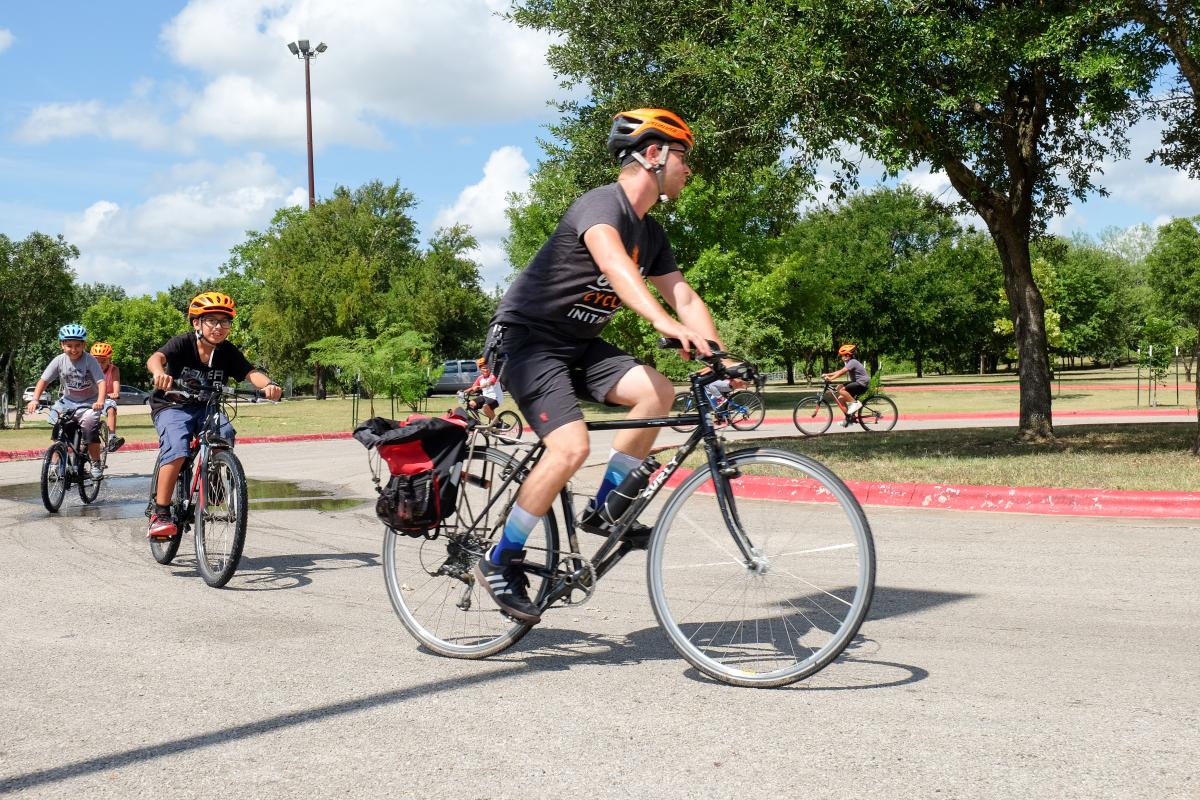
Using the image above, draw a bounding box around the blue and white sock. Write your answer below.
[490,502,538,564]
[593,449,642,509]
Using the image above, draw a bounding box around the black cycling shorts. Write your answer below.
[845,382,869,398]
[472,396,499,410]
[496,324,642,438]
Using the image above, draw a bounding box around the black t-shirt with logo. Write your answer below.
[149,333,255,416]
[494,182,680,340]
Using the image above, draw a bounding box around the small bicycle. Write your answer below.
[381,341,875,688]
[146,381,265,588]
[455,390,524,440]
[793,378,899,435]
[669,384,766,432]
[38,405,109,512]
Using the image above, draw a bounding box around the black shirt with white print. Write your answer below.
[493,182,679,340]
[149,333,255,416]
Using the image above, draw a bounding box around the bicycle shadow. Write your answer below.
[158,551,379,591]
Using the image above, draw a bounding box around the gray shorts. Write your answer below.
[154,405,235,463]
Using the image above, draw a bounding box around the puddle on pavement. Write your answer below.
[0,474,367,520]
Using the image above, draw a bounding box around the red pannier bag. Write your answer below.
[353,412,469,535]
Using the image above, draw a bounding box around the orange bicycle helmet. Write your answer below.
[476,357,487,367]
[838,344,857,356]
[90,342,113,358]
[188,291,236,319]
[607,108,694,162]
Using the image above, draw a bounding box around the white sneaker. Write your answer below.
[90,463,104,481]
[846,401,863,415]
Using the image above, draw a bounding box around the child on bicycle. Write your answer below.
[145,292,282,539]
[461,358,503,423]
[822,343,869,427]
[24,324,107,480]
[90,342,125,452]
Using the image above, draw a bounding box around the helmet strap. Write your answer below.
[630,145,671,204]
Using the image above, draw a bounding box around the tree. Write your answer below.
[307,328,439,414]
[510,0,1161,439]
[1144,216,1200,454]
[74,282,126,316]
[82,295,187,388]
[0,233,79,429]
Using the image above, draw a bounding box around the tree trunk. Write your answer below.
[915,350,924,378]
[990,224,1054,440]
[785,356,795,385]
[314,363,327,400]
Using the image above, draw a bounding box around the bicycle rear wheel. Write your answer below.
[384,445,557,658]
[857,395,898,432]
[647,448,875,688]
[493,409,524,440]
[792,397,833,436]
[671,392,697,433]
[40,443,68,513]
[727,391,766,431]
[194,449,248,587]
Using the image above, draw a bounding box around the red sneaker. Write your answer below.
[147,514,177,540]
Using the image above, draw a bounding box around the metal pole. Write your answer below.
[304,52,316,208]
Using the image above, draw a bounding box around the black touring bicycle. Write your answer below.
[357,341,876,688]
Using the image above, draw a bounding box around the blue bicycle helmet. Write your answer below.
[58,323,87,341]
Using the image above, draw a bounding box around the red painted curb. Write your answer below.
[663,468,1200,519]
[757,407,1195,425]
[882,383,1197,392]
[0,431,354,463]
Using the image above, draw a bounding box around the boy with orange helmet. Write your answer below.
[90,342,125,452]
[822,344,870,426]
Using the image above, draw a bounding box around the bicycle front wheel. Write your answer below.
[194,449,248,587]
[792,397,833,436]
[383,445,557,658]
[727,391,766,431]
[148,459,186,565]
[858,395,898,432]
[493,410,523,440]
[647,448,875,688]
[40,443,68,513]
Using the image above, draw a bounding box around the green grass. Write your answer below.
[717,424,1200,492]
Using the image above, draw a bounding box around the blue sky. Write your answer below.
[2,1,1198,297]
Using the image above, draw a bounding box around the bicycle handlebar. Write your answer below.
[656,337,761,385]
[161,381,272,403]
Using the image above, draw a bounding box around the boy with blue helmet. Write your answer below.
[25,323,107,479]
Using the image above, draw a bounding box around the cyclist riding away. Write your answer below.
[462,358,503,423]
[90,342,125,452]
[25,323,107,480]
[822,343,870,427]
[475,107,728,623]
[145,292,282,539]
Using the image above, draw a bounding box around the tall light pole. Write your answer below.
[287,39,328,209]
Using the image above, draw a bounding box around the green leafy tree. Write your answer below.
[1144,216,1200,453]
[0,232,79,428]
[73,282,126,316]
[308,328,439,414]
[511,0,1161,439]
[82,294,188,388]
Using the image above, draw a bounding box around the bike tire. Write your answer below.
[148,459,187,565]
[671,392,697,433]
[194,449,248,588]
[792,397,833,436]
[727,391,766,431]
[646,448,875,688]
[40,442,68,513]
[494,410,524,440]
[383,445,557,658]
[857,395,898,432]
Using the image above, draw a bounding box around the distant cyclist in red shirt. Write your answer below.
[90,342,125,452]
[462,358,503,423]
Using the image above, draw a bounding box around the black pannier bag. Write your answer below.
[353,413,470,535]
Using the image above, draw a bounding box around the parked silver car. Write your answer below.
[431,359,481,394]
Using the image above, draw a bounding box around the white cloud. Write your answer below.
[434,145,530,287]
[18,1,562,152]
[0,28,14,54]
[63,153,302,291]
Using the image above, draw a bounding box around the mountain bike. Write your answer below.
[146,381,265,587]
[792,379,899,436]
[38,405,109,512]
[381,341,875,688]
[455,390,523,440]
[669,383,766,432]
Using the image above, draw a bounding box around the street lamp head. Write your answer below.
[298,38,310,54]
[315,42,327,53]
[287,41,300,56]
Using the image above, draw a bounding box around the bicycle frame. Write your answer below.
[456,370,755,612]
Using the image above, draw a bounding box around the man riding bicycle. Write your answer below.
[461,358,503,423]
[475,108,728,623]
[822,343,870,427]
[145,292,282,539]
[90,342,126,452]
[25,323,107,480]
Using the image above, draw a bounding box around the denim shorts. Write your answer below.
[154,405,235,463]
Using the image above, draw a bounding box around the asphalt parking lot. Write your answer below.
[0,439,1196,799]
